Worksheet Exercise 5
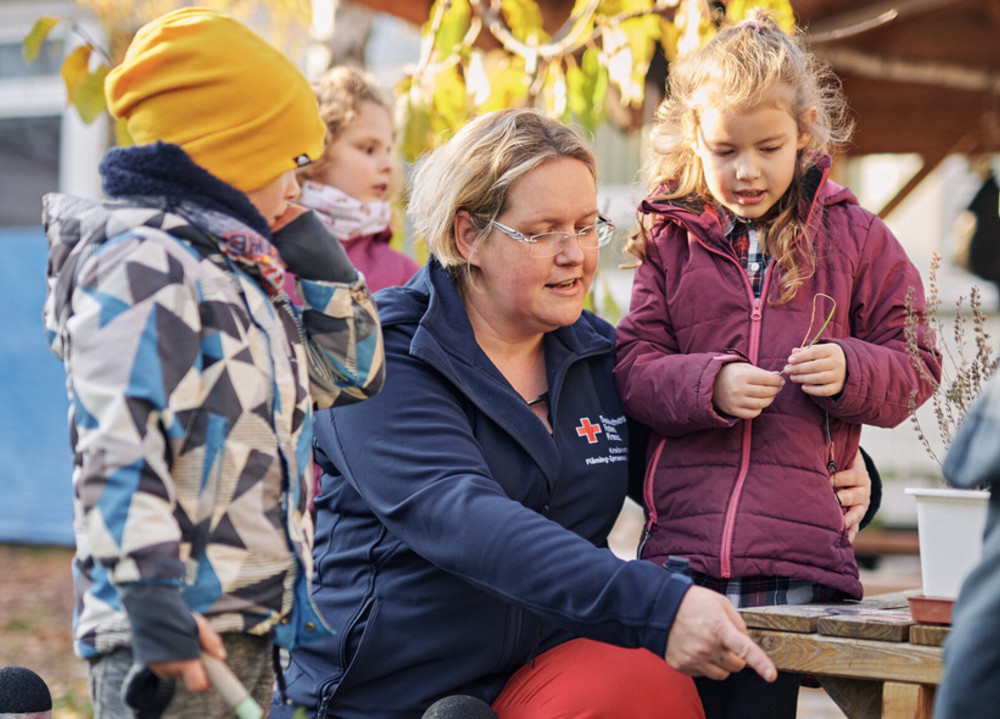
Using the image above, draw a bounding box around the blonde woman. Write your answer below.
[277,108,777,719]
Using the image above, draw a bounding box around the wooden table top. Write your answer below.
[739,591,948,684]
[740,590,950,647]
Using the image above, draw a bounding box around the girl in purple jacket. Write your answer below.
[614,13,940,718]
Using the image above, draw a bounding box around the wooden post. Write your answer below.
[882,681,935,719]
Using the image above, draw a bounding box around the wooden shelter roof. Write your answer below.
[795,0,1000,160]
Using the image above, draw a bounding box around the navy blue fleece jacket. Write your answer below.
[276,259,692,718]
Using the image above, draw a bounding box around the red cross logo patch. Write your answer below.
[576,417,602,444]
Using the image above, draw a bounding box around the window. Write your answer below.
[0,116,61,226]
[0,3,103,228]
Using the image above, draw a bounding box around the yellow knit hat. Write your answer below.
[105,7,325,193]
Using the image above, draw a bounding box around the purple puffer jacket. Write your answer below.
[614,163,940,599]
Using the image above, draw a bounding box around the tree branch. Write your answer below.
[812,45,1000,95]
[805,0,965,41]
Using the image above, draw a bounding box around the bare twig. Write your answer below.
[905,253,998,466]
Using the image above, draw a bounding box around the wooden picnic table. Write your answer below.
[740,591,949,719]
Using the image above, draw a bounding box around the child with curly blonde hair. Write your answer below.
[614,14,940,717]
[297,66,418,291]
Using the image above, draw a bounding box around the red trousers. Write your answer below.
[492,638,705,719]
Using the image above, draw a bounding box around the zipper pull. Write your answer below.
[828,444,841,505]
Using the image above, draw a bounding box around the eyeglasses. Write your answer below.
[490,215,615,257]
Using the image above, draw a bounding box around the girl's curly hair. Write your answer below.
[631,11,854,303]
[298,66,392,182]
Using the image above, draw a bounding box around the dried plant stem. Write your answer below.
[905,253,998,467]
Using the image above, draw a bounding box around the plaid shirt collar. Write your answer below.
[724,212,770,298]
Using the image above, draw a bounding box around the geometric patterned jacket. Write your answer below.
[42,189,385,660]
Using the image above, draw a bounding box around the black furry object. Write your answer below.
[121,664,175,719]
[421,695,499,718]
[0,665,52,713]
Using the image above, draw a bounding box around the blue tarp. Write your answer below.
[0,226,74,545]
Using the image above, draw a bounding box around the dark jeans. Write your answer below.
[696,669,801,719]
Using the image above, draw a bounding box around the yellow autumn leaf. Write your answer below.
[72,64,109,124]
[619,0,656,13]
[600,22,631,102]
[620,15,660,106]
[60,45,92,104]
[396,77,435,161]
[540,60,568,119]
[674,0,716,57]
[566,46,607,131]
[464,51,492,106]
[430,65,469,136]
[500,0,548,44]
[659,16,680,61]
[479,50,531,113]
[601,15,658,108]
[431,0,472,58]
[594,0,624,14]
[727,0,795,30]
[23,16,61,63]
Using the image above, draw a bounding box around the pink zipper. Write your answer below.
[717,173,829,574]
[643,437,668,533]
[719,288,769,577]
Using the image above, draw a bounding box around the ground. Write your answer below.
[0,543,90,716]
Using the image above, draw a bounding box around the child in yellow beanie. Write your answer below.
[41,8,384,717]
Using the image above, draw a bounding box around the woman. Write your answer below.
[273,108,778,719]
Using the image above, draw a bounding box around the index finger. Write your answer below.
[723,629,777,682]
[193,612,226,661]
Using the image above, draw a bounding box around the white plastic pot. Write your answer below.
[906,487,990,599]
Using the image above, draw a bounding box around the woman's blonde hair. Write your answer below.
[634,12,854,303]
[408,108,596,277]
[299,66,392,181]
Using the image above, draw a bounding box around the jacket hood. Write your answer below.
[42,193,184,360]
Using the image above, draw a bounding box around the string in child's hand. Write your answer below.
[778,293,837,375]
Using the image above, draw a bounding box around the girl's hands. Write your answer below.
[834,450,872,543]
[783,343,846,397]
[712,362,784,419]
